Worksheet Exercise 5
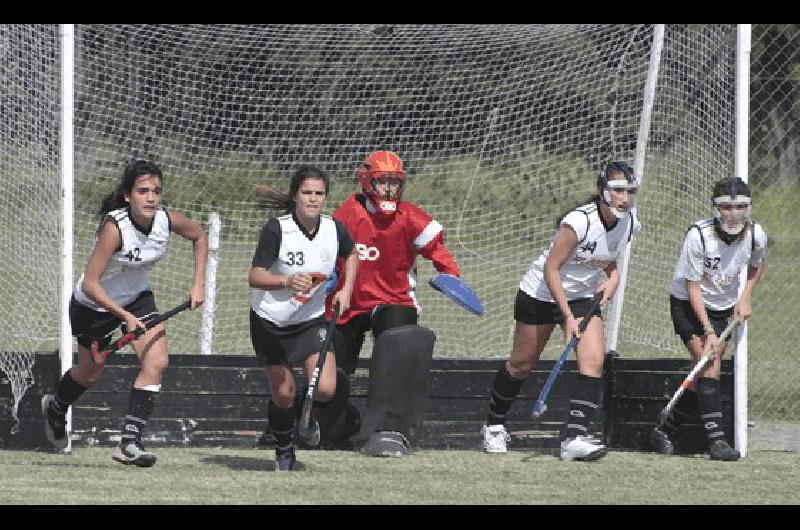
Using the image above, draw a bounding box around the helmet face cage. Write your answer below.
[598,161,638,219]
[712,177,751,235]
[357,151,406,215]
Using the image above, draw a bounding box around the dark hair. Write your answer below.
[555,194,601,228]
[98,160,163,218]
[257,165,330,214]
[712,177,751,201]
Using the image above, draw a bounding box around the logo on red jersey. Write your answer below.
[356,243,380,261]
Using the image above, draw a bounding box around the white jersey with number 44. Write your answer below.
[520,202,639,302]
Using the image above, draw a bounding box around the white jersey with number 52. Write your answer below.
[670,219,767,311]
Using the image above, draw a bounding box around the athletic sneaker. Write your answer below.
[708,440,740,461]
[362,431,411,457]
[650,426,675,455]
[560,435,608,461]
[41,395,69,450]
[112,440,157,467]
[275,449,297,471]
[481,424,510,454]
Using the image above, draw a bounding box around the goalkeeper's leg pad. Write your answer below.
[357,325,435,447]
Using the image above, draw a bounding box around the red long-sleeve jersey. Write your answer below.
[328,193,460,324]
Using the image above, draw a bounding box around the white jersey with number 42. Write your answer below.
[520,202,639,302]
[73,207,171,311]
[670,219,767,311]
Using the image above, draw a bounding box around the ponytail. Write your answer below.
[256,165,330,214]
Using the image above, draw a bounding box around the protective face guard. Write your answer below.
[368,173,405,214]
[602,179,639,219]
[713,195,751,235]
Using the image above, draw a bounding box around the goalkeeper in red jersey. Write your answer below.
[325,150,461,456]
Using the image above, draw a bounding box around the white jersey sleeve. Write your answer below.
[675,226,706,282]
[750,222,767,267]
[560,209,591,243]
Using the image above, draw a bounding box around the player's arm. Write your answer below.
[686,279,715,345]
[599,262,620,303]
[543,224,580,342]
[330,219,358,314]
[81,219,146,333]
[735,260,765,321]
[736,225,767,321]
[414,218,460,276]
[680,227,715,343]
[169,210,208,309]
[247,221,313,292]
[332,251,358,314]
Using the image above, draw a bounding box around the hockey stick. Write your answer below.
[531,292,604,419]
[297,301,341,441]
[90,300,192,364]
[656,315,741,427]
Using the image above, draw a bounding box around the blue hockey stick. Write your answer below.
[531,292,604,419]
[429,273,484,316]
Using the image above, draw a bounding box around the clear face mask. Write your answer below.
[713,196,751,235]
[602,180,639,219]
[369,174,404,213]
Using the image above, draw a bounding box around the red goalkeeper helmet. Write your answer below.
[357,150,406,216]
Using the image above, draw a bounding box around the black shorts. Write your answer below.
[514,289,602,326]
[69,290,159,349]
[670,295,733,344]
[249,309,333,367]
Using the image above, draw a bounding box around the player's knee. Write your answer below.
[507,358,534,378]
[315,384,336,403]
[272,391,295,409]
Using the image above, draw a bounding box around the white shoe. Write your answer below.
[481,424,510,453]
[560,435,608,461]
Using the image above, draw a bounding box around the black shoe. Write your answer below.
[41,395,69,450]
[362,431,411,457]
[275,449,297,471]
[650,427,675,455]
[709,440,740,461]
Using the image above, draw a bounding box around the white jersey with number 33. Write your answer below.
[520,202,638,302]
[251,214,339,326]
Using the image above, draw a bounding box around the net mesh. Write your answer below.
[0,25,61,430]
[12,24,785,425]
[70,24,661,358]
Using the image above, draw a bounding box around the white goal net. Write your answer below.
[2,24,745,426]
[0,25,61,430]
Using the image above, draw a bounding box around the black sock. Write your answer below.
[268,400,296,454]
[564,374,603,440]
[486,364,525,426]
[697,377,725,445]
[121,387,159,445]
[661,389,698,435]
[50,370,88,416]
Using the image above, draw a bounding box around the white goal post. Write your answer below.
[1,25,747,450]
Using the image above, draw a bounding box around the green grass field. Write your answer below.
[1,446,798,505]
